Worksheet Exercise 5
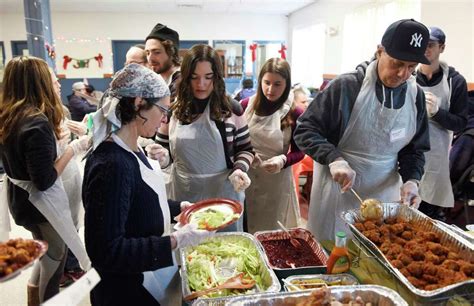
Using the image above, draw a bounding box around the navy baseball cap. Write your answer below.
[381,19,430,64]
[429,27,446,44]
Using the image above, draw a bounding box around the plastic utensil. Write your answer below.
[183,273,255,301]
[350,188,364,204]
[277,220,302,249]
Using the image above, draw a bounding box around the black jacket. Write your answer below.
[416,65,468,133]
[294,60,430,182]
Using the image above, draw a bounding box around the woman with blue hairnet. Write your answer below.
[83,64,214,305]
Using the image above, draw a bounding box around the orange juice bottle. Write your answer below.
[326,231,351,274]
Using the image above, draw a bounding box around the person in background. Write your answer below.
[292,83,311,111]
[156,44,254,231]
[67,81,97,121]
[234,78,256,102]
[241,58,304,233]
[83,64,213,306]
[125,44,148,66]
[0,56,90,305]
[416,26,468,221]
[294,19,431,241]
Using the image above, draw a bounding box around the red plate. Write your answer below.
[179,198,242,231]
[0,239,48,283]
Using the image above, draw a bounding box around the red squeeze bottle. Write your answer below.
[326,231,351,274]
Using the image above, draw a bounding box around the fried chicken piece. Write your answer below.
[426,242,449,256]
[424,284,442,291]
[392,236,407,246]
[407,276,427,289]
[379,224,391,237]
[397,252,413,266]
[390,223,404,235]
[447,251,460,260]
[386,244,403,259]
[436,267,456,281]
[442,259,461,271]
[380,241,392,254]
[401,230,414,241]
[354,222,365,232]
[422,262,438,276]
[425,252,442,265]
[363,229,381,245]
[407,262,424,278]
[399,267,411,277]
[12,249,32,265]
[460,262,474,277]
[390,259,404,269]
[363,220,377,231]
[409,246,426,261]
[422,273,438,284]
[385,218,397,225]
[421,231,441,243]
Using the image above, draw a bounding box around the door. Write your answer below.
[11,40,28,57]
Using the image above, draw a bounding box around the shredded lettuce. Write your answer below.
[185,236,271,298]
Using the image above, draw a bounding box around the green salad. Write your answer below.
[190,208,240,230]
[185,236,272,298]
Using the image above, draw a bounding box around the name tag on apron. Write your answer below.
[390,128,406,142]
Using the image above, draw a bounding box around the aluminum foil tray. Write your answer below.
[341,202,474,304]
[254,228,328,278]
[435,220,474,247]
[198,285,407,306]
[283,273,359,291]
[181,232,281,305]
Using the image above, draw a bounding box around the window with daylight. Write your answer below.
[291,23,326,89]
[341,0,421,72]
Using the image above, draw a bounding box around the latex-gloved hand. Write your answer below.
[228,169,251,192]
[425,91,440,117]
[329,159,356,193]
[180,201,194,211]
[171,223,214,249]
[68,135,92,156]
[145,143,170,168]
[58,127,71,153]
[261,155,287,174]
[251,153,263,169]
[400,180,421,209]
[66,120,88,136]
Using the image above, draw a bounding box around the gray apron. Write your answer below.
[418,62,454,207]
[244,96,300,233]
[308,61,417,241]
[168,103,243,231]
[108,134,178,305]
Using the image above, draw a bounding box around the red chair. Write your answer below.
[292,155,314,220]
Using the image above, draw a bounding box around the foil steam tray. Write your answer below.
[341,202,474,304]
[180,232,281,305]
[253,228,328,278]
[283,273,359,291]
[196,285,408,306]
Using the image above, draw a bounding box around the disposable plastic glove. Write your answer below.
[66,120,88,136]
[251,153,263,169]
[68,135,92,156]
[58,127,71,153]
[261,155,287,174]
[180,201,194,211]
[329,159,356,193]
[228,169,251,192]
[145,143,170,168]
[171,223,214,249]
[425,91,440,117]
[400,180,421,209]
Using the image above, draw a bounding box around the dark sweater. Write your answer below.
[83,141,181,276]
[67,94,97,121]
[294,60,430,182]
[416,65,468,133]
[1,115,58,225]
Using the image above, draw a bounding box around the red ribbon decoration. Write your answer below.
[94,53,104,68]
[63,55,72,69]
[249,43,258,62]
[278,44,287,60]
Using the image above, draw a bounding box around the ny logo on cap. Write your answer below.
[410,33,423,48]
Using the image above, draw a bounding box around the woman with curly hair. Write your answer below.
[155,44,254,231]
[0,56,90,305]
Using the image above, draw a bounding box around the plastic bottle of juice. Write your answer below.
[326,231,351,274]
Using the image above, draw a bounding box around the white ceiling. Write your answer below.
[0,0,317,15]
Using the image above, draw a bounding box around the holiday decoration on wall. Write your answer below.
[45,43,56,59]
[249,43,258,62]
[62,53,104,70]
[278,44,287,60]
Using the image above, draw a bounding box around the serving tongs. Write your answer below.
[183,273,255,301]
[277,220,302,249]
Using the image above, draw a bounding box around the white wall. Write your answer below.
[0,11,288,69]
[289,0,474,82]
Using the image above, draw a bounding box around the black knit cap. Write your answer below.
[146,23,179,49]
[381,19,430,64]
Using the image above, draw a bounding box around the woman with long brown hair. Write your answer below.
[241,58,305,233]
[157,44,254,231]
[0,56,90,305]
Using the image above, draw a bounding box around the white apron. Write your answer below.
[308,61,417,241]
[244,96,300,233]
[168,103,244,231]
[0,173,90,270]
[109,134,178,305]
[419,62,454,208]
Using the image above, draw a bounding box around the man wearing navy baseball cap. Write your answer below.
[416,26,468,220]
[294,19,432,241]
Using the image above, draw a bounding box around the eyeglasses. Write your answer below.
[155,104,171,117]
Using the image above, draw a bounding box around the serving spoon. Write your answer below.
[277,220,302,249]
[183,273,255,301]
[350,188,383,221]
